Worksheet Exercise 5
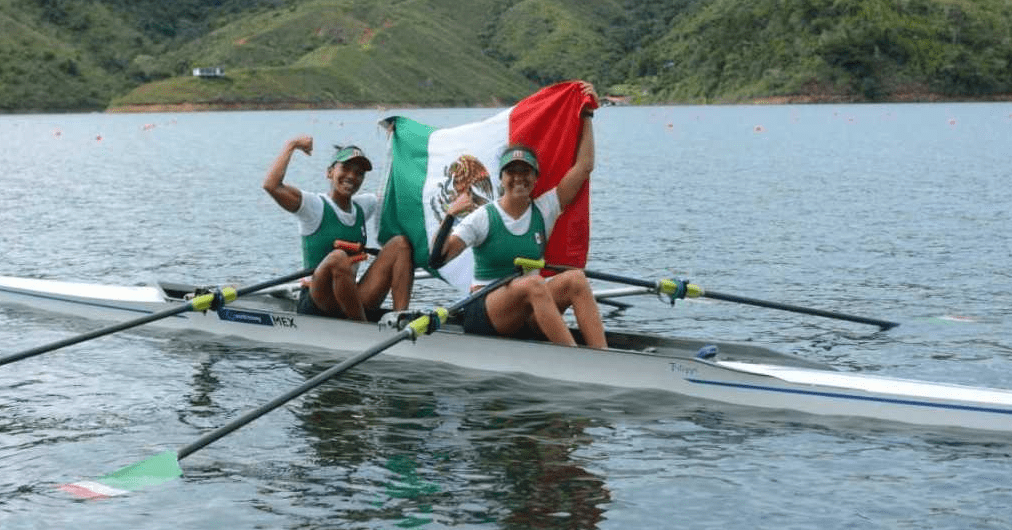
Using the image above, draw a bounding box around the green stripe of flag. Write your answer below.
[379,116,437,270]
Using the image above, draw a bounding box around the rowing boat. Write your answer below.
[2,274,1012,433]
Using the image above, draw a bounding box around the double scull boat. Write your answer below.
[2,274,1012,434]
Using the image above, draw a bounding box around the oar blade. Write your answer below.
[59,450,182,499]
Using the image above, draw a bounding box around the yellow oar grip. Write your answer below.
[190,294,215,311]
[190,287,238,311]
[657,279,704,299]
[407,307,449,336]
[513,257,544,274]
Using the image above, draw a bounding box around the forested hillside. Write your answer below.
[635,0,1012,102]
[0,0,1009,112]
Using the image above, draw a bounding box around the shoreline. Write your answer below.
[750,92,1012,105]
[104,93,1012,113]
[106,101,413,113]
[105,100,504,114]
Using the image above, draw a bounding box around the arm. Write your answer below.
[555,115,594,210]
[428,219,468,270]
[263,135,313,213]
[428,192,474,269]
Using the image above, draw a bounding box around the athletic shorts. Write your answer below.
[296,287,346,318]
[460,292,499,336]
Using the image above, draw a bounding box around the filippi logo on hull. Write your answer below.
[217,305,285,327]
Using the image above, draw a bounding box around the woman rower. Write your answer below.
[263,136,414,321]
[428,96,606,349]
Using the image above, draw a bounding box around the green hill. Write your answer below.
[632,0,1012,103]
[0,0,135,111]
[0,0,1009,113]
[112,0,539,109]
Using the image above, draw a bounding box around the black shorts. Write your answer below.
[460,292,499,336]
[296,287,346,318]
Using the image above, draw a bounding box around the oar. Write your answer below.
[682,287,899,330]
[519,259,899,330]
[58,267,523,498]
[1,268,315,367]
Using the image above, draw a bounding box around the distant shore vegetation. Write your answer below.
[1,0,1009,113]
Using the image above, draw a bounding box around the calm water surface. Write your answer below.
[2,103,1012,529]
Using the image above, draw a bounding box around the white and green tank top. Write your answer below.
[472,203,546,281]
[300,198,366,268]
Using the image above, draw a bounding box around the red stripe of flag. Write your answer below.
[509,82,598,269]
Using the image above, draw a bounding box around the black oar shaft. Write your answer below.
[581,269,656,289]
[177,269,522,461]
[1,268,315,367]
[702,290,899,330]
[0,304,195,366]
[550,264,898,330]
[177,328,412,460]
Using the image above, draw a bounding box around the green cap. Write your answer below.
[499,147,539,174]
[331,145,372,171]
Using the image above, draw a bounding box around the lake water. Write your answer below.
[2,103,1012,529]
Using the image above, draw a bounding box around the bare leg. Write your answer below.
[484,275,578,346]
[545,270,607,349]
[357,236,414,311]
[310,250,367,321]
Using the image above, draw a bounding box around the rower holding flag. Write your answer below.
[428,82,607,348]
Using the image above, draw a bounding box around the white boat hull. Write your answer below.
[3,275,1012,433]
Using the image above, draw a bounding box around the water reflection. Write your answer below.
[293,362,611,528]
[474,412,609,528]
[178,346,227,426]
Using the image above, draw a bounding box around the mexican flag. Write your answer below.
[378,81,598,292]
